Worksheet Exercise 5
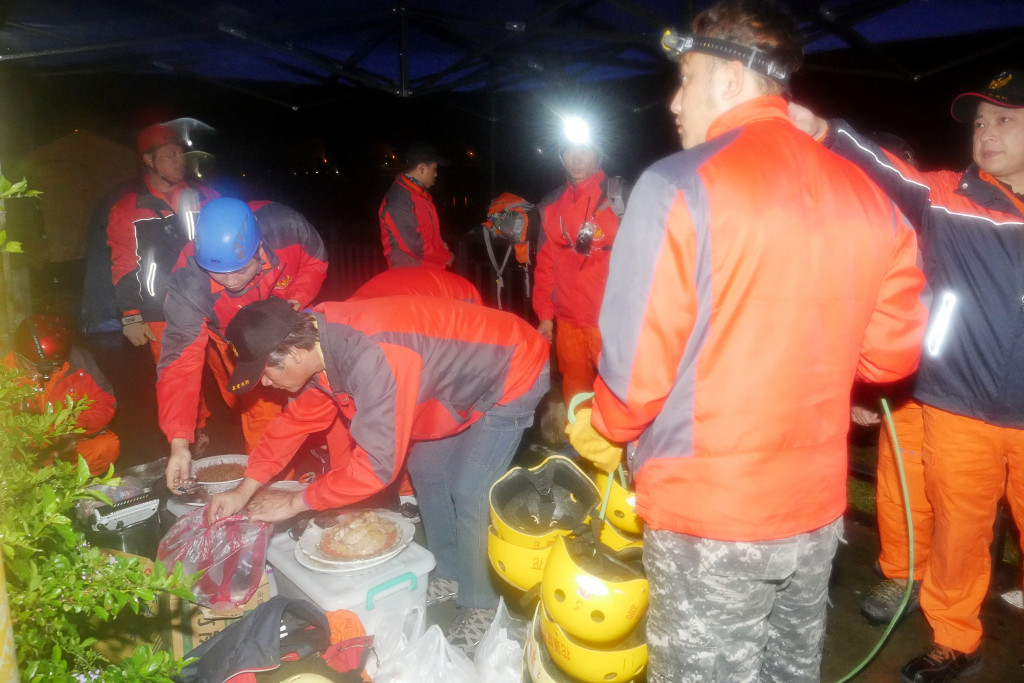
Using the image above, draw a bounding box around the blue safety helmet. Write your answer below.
[194,197,261,273]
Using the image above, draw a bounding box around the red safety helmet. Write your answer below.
[14,314,72,374]
[137,123,183,156]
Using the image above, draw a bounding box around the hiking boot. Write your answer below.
[426,576,459,608]
[862,577,921,624]
[900,644,982,682]
[446,607,497,659]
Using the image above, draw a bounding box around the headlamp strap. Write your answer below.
[661,30,789,83]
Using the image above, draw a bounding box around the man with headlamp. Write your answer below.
[568,0,927,680]
[533,114,627,411]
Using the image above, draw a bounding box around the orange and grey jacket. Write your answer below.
[532,169,622,328]
[348,267,482,304]
[156,201,327,443]
[4,347,116,436]
[378,174,449,269]
[825,121,1024,428]
[106,176,218,324]
[592,97,927,542]
[243,297,549,510]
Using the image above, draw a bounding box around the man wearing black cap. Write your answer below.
[791,69,1024,682]
[208,295,549,656]
[378,144,454,269]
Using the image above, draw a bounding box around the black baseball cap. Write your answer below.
[951,68,1024,123]
[225,297,299,394]
[405,143,450,168]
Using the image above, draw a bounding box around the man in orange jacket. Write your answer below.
[569,1,927,680]
[533,120,626,408]
[207,296,549,656]
[5,314,119,474]
[378,144,454,269]
[791,67,1024,682]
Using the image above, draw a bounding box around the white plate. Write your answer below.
[291,537,407,575]
[190,454,248,494]
[297,510,413,568]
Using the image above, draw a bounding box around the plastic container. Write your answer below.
[266,530,435,636]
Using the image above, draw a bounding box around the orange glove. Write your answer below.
[567,408,622,473]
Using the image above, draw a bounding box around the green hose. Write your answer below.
[832,397,916,682]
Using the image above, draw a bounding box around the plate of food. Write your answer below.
[297,509,414,569]
[190,454,248,495]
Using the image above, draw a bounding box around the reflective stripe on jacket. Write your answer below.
[592,97,927,542]
[106,177,218,322]
[826,122,1024,428]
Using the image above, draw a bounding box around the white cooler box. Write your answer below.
[266,530,435,635]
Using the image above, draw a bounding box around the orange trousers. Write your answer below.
[77,431,121,476]
[920,404,1024,654]
[206,332,284,452]
[876,399,931,580]
[555,320,602,409]
[149,321,212,432]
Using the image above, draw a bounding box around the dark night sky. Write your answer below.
[4,27,1020,246]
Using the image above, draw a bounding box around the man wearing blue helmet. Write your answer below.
[160,197,328,492]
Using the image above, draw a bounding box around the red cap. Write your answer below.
[137,124,183,155]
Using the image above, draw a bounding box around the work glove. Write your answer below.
[567,407,623,473]
[123,321,157,346]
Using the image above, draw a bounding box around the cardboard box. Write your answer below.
[267,531,435,636]
[91,551,276,660]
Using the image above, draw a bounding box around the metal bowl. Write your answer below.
[190,454,249,495]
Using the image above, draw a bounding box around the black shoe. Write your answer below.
[900,645,982,682]
[862,578,921,624]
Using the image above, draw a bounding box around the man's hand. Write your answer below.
[787,102,829,140]
[567,407,623,473]
[286,299,302,312]
[245,489,310,524]
[444,242,455,267]
[536,319,554,343]
[123,321,158,346]
[166,438,193,493]
[206,477,261,524]
[851,405,881,427]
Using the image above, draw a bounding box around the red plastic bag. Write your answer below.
[158,507,272,609]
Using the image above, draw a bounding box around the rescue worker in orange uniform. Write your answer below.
[533,118,627,407]
[569,2,927,679]
[5,314,119,475]
[378,144,454,269]
[791,67,1024,682]
[161,197,327,492]
[207,296,549,656]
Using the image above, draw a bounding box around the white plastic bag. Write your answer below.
[373,624,476,683]
[364,605,426,678]
[475,597,529,683]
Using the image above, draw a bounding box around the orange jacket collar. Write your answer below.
[706,95,789,142]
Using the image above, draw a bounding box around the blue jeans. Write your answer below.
[407,364,550,608]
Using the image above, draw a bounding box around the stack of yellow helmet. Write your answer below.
[525,532,649,683]
[488,456,601,595]
[592,469,644,551]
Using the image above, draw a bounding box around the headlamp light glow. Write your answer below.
[562,116,592,146]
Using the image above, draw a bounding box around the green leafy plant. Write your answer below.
[0,175,40,254]
[0,365,196,682]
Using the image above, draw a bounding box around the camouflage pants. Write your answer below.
[644,518,844,683]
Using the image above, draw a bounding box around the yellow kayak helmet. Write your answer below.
[537,602,647,683]
[593,470,644,536]
[489,456,600,549]
[599,519,643,551]
[540,534,648,644]
[486,525,552,593]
